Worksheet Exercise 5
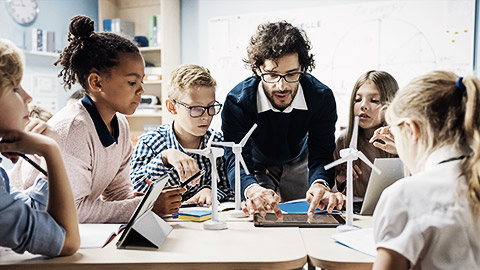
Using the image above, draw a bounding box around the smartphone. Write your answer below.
[180,169,206,187]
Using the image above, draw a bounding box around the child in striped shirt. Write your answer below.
[131,64,233,205]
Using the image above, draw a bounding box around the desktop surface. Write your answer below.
[0,221,307,270]
[301,215,374,270]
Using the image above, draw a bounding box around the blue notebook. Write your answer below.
[278,200,342,214]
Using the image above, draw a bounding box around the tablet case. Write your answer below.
[117,175,172,249]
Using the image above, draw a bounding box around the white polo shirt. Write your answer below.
[373,145,480,269]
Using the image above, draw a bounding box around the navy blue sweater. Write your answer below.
[221,74,337,198]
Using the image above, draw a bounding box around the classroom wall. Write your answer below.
[181,0,479,72]
[181,0,478,132]
[0,0,98,110]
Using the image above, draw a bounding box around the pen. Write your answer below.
[18,153,48,177]
[180,169,206,188]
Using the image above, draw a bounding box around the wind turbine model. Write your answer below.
[213,123,258,218]
[184,133,227,230]
[324,116,381,232]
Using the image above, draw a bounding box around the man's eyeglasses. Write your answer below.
[259,70,304,83]
[173,99,222,118]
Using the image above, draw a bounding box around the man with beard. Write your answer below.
[222,21,344,218]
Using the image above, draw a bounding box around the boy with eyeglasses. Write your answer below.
[222,21,345,218]
[130,64,234,205]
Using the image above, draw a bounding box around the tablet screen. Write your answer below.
[254,213,345,228]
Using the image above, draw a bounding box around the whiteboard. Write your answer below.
[208,0,475,131]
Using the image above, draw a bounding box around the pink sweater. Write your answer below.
[11,102,141,223]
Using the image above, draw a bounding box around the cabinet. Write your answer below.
[98,0,180,139]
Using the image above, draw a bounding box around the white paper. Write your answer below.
[79,224,124,248]
[331,228,377,257]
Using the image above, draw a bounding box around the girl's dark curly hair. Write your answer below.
[243,21,315,77]
[55,15,139,90]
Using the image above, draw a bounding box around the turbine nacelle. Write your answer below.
[339,148,359,159]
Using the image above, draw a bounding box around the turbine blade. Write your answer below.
[357,152,382,175]
[238,155,250,175]
[212,141,235,147]
[240,123,258,146]
[324,158,348,170]
[350,116,359,149]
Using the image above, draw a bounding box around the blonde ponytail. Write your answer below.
[461,76,480,216]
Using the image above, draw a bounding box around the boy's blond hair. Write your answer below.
[0,39,24,97]
[168,64,216,100]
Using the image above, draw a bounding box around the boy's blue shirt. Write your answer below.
[221,74,337,199]
[0,159,65,257]
[130,123,234,202]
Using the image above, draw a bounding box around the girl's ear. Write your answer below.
[165,99,177,115]
[87,72,102,92]
[403,119,421,142]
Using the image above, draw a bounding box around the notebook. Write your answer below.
[278,199,342,214]
[79,224,125,248]
[178,210,212,222]
[360,158,405,215]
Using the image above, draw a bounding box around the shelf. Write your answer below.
[23,50,59,58]
[127,110,163,118]
[144,80,162,85]
[99,0,180,125]
[139,46,161,52]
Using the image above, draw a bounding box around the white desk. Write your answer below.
[301,215,375,270]
[0,221,307,270]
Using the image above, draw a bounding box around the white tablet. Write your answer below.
[116,174,170,249]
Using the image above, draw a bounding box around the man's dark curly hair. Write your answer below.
[55,15,139,90]
[243,21,315,77]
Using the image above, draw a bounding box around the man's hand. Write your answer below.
[152,186,186,216]
[369,126,397,155]
[242,185,283,218]
[161,149,200,183]
[184,188,211,206]
[306,183,345,216]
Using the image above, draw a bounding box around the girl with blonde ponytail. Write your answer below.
[372,71,480,270]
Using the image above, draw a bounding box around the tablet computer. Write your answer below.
[360,158,404,215]
[116,174,170,249]
[254,212,345,228]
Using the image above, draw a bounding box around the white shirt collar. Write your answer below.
[424,144,465,170]
[256,82,308,113]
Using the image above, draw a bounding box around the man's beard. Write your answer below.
[265,88,298,111]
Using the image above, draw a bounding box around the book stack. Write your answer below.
[144,67,162,81]
[148,15,162,47]
[103,18,135,38]
[178,210,212,222]
[24,28,55,52]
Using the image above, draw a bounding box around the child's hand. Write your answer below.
[353,164,362,179]
[0,130,57,157]
[161,149,200,183]
[336,163,361,182]
[25,118,61,146]
[369,126,397,154]
[152,186,186,216]
[184,188,211,206]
